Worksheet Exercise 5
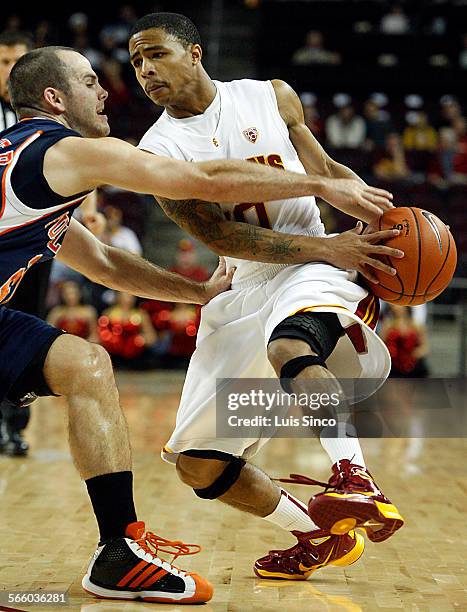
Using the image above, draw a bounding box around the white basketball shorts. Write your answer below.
[162,262,390,464]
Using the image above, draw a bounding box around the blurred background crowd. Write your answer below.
[0,0,465,378]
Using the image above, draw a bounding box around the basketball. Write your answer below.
[367,207,457,305]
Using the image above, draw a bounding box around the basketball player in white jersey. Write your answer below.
[129,13,405,581]
[4,46,403,604]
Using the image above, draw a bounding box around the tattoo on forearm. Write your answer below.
[157,197,303,262]
[264,238,297,257]
[158,197,226,243]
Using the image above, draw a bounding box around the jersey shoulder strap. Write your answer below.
[5,119,89,210]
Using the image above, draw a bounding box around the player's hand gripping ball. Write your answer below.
[365,207,457,305]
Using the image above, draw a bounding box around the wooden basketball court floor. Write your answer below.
[1,371,466,612]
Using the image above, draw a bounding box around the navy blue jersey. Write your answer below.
[0,117,89,304]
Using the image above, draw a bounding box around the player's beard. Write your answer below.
[65,100,110,138]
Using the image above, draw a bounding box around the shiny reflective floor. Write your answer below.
[0,371,466,612]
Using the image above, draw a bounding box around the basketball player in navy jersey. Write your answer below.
[0,31,104,456]
[2,45,392,603]
[128,13,405,582]
[0,30,36,455]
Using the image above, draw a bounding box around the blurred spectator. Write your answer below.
[300,92,323,141]
[380,305,429,378]
[291,30,341,66]
[102,205,143,255]
[437,96,463,131]
[325,104,366,149]
[99,4,137,47]
[47,281,98,342]
[151,240,211,367]
[99,292,157,368]
[100,58,131,114]
[427,127,457,188]
[459,33,467,70]
[0,30,33,129]
[100,31,130,65]
[68,11,88,36]
[3,15,23,32]
[428,53,450,69]
[35,20,55,47]
[451,117,467,184]
[373,132,411,181]
[74,32,104,70]
[427,16,447,36]
[380,5,410,35]
[403,112,437,152]
[166,303,200,369]
[410,304,428,327]
[170,239,210,282]
[68,13,104,69]
[363,99,393,150]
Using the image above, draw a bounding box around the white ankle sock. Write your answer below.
[319,433,366,468]
[263,489,319,533]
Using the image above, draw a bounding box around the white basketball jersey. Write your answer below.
[138,79,325,283]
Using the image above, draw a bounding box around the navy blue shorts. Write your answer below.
[0,306,63,403]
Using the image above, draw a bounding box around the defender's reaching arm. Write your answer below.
[43,135,392,209]
[56,219,233,305]
[271,79,393,224]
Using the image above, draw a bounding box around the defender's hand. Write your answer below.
[201,257,236,304]
[325,222,404,283]
[319,178,394,223]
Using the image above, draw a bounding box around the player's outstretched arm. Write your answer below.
[43,135,377,206]
[56,219,233,304]
[271,79,394,224]
[156,197,404,281]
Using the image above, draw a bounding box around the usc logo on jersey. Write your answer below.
[243,127,259,143]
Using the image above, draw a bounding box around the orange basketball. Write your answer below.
[367,207,457,306]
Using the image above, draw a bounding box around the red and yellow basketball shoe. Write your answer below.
[280,460,404,543]
[82,521,213,604]
[254,528,364,580]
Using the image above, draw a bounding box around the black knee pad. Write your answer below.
[269,312,344,393]
[269,311,343,356]
[181,449,246,499]
[279,355,327,393]
[6,330,64,405]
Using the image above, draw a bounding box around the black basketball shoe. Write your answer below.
[82,521,213,604]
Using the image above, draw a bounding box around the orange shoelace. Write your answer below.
[136,531,202,565]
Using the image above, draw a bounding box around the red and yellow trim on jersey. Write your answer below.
[288,296,379,330]
[354,294,379,330]
[290,303,352,317]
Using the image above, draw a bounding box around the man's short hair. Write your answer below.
[8,46,75,114]
[129,12,201,47]
[0,31,34,51]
